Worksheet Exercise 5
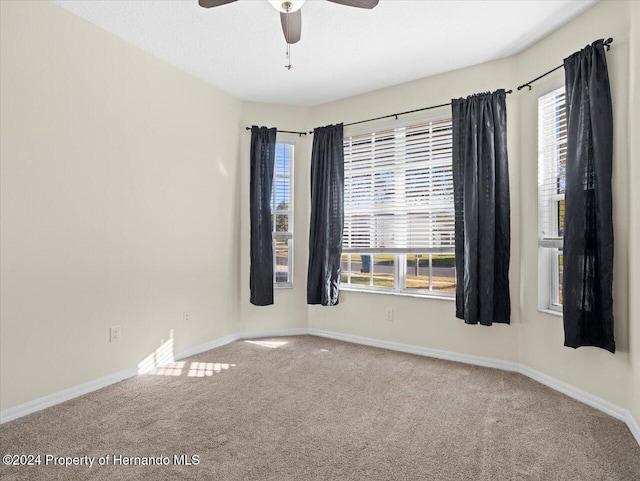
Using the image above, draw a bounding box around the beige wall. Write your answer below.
[0,0,242,410]
[628,0,640,425]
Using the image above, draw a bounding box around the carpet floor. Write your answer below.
[1,335,639,480]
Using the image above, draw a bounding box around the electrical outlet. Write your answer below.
[183,312,190,323]
[110,326,121,343]
[385,308,394,321]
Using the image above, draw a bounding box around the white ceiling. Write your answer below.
[52,0,598,107]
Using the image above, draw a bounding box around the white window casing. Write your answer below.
[273,143,294,288]
[538,87,566,312]
[341,117,456,298]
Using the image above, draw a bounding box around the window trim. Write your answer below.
[340,285,456,302]
[340,114,456,299]
[549,249,563,312]
[340,251,456,300]
[537,85,566,315]
[340,250,456,301]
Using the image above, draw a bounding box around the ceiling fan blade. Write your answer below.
[326,0,379,8]
[198,0,237,8]
[280,10,302,44]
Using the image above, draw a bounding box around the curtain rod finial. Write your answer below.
[605,37,613,51]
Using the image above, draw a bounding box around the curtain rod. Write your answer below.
[308,89,513,134]
[517,37,613,91]
[244,127,307,137]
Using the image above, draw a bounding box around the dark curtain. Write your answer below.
[452,89,511,326]
[563,40,615,353]
[249,126,277,306]
[307,124,344,306]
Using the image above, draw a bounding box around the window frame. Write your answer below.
[272,142,294,289]
[537,85,566,315]
[340,252,456,299]
[340,114,456,300]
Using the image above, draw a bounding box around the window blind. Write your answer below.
[272,143,292,233]
[538,87,566,249]
[343,119,455,253]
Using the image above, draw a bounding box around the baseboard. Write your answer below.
[0,367,138,424]
[627,411,640,446]
[240,328,309,339]
[517,364,627,422]
[308,328,521,373]
[2,326,638,447]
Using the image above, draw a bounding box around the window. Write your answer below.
[538,87,566,312]
[341,118,455,298]
[273,143,293,288]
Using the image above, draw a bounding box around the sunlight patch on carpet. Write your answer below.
[188,362,236,377]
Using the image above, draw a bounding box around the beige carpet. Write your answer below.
[1,335,638,480]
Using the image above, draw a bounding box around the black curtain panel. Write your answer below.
[563,40,615,353]
[452,90,511,326]
[249,126,277,306]
[307,124,344,306]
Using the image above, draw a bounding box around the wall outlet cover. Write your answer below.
[110,326,121,343]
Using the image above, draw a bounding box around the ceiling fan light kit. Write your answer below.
[199,0,379,69]
[269,1,305,13]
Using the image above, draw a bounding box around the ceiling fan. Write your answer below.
[198,1,379,52]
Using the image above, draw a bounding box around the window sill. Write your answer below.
[340,286,455,302]
[538,308,563,318]
[275,284,293,290]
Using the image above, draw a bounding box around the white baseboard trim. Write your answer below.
[0,367,138,424]
[308,328,640,446]
[308,328,521,373]
[2,326,639,447]
[239,328,309,339]
[627,411,640,446]
[517,364,627,422]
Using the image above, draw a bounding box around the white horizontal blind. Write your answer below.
[272,143,293,287]
[343,119,454,253]
[272,143,293,233]
[538,87,566,248]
